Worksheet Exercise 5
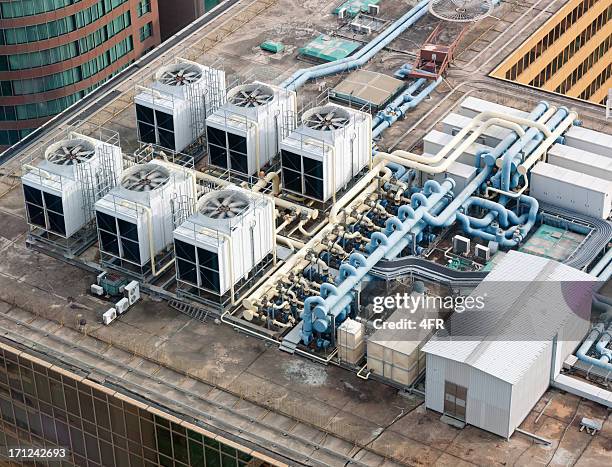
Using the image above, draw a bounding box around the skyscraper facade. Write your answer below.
[0,0,161,148]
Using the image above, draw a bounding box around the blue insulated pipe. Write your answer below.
[281,0,430,90]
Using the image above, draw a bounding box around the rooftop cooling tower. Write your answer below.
[22,133,123,238]
[134,60,226,153]
[95,160,195,268]
[205,82,296,175]
[173,186,274,296]
[280,104,371,201]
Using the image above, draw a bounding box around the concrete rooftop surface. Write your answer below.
[0,0,611,465]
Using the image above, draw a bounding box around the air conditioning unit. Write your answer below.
[124,280,140,304]
[205,82,296,175]
[115,297,129,314]
[95,160,195,267]
[475,244,490,261]
[134,60,226,153]
[21,133,123,238]
[173,186,274,295]
[453,235,470,255]
[102,308,117,325]
[280,104,371,201]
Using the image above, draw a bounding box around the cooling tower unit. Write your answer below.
[205,82,297,175]
[22,133,123,239]
[134,60,226,153]
[280,104,371,202]
[95,160,195,270]
[173,186,274,297]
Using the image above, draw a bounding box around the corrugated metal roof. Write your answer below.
[422,251,594,384]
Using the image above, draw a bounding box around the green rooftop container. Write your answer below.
[260,41,285,53]
[299,35,360,63]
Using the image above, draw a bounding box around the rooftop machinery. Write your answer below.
[95,160,196,276]
[134,59,226,154]
[205,82,297,175]
[21,131,123,249]
[280,104,372,202]
[173,186,274,305]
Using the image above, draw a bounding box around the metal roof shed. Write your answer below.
[422,251,594,438]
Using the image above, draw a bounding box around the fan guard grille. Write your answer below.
[229,84,275,108]
[121,164,170,192]
[303,106,351,131]
[429,0,494,22]
[200,190,250,220]
[46,138,96,166]
[158,63,203,86]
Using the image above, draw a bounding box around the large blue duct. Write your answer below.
[372,77,443,138]
[300,178,455,343]
[576,324,612,372]
[281,0,430,91]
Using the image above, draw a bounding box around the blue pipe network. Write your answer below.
[281,0,430,91]
[576,324,612,371]
[300,179,455,343]
[497,107,569,191]
[372,77,442,138]
[387,101,550,257]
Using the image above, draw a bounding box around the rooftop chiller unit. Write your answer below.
[22,132,123,240]
[205,82,296,175]
[95,160,196,272]
[134,59,226,153]
[173,186,274,299]
[280,104,371,202]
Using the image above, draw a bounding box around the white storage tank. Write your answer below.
[280,104,372,202]
[425,160,477,195]
[423,129,493,167]
[547,144,612,181]
[563,125,612,158]
[95,160,196,267]
[337,318,365,364]
[22,133,123,238]
[134,59,226,153]
[205,82,297,175]
[441,113,510,148]
[173,186,274,295]
[458,96,529,120]
[530,162,611,219]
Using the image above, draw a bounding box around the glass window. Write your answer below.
[138,0,151,16]
[139,22,153,42]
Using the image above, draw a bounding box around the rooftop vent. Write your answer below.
[120,164,170,192]
[428,0,494,22]
[199,189,250,220]
[303,106,350,131]
[45,139,96,166]
[157,63,203,86]
[228,84,274,108]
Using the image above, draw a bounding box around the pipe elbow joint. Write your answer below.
[349,252,367,268]
[385,216,404,233]
[320,282,338,299]
[338,263,358,281]
[398,205,416,220]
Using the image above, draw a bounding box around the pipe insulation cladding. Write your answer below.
[280,0,430,91]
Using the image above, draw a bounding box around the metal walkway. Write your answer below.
[539,203,612,270]
[371,256,487,285]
